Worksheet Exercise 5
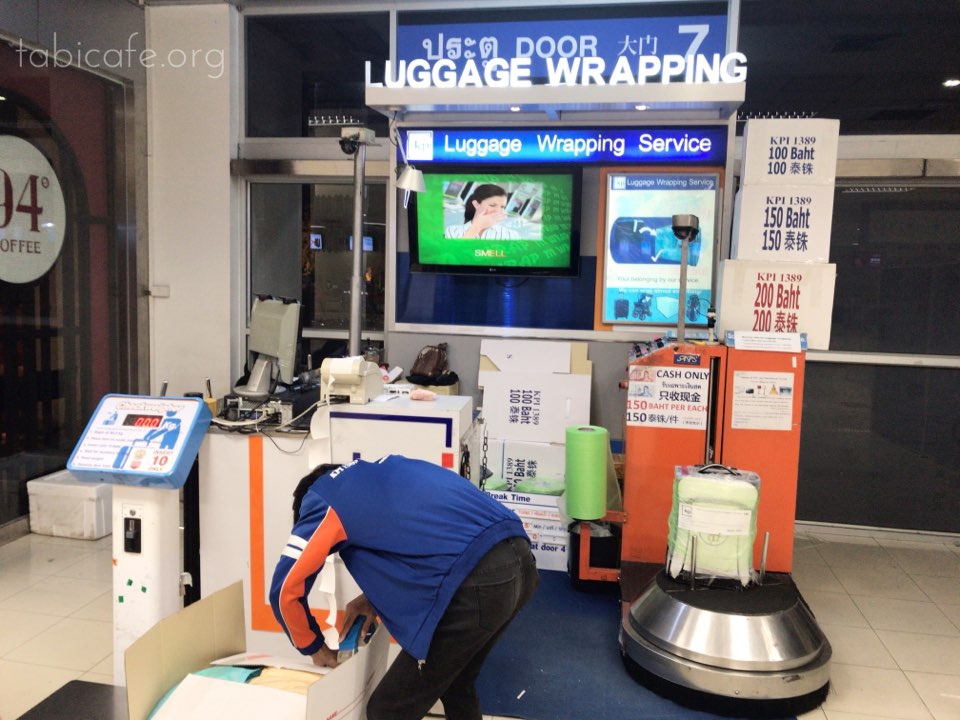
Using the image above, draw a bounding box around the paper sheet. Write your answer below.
[151,673,306,719]
[212,652,331,675]
[318,554,340,648]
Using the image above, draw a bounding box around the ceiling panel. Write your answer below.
[737,0,960,134]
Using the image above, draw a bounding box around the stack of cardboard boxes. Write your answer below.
[477,339,592,571]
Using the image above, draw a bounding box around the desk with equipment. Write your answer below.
[200,351,480,656]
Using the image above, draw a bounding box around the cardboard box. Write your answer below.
[717,259,837,350]
[482,440,566,495]
[525,534,568,572]
[478,340,591,444]
[485,489,563,522]
[27,469,112,539]
[484,489,569,572]
[731,185,835,264]
[125,581,389,720]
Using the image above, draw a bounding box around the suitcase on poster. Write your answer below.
[614,297,629,320]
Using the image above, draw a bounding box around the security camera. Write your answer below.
[671,214,700,241]
[338,126,376,156]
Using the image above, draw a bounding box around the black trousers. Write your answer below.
[366,536,539,720]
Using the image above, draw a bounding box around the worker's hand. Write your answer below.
[340,593,377,642]
[311,645,338,668]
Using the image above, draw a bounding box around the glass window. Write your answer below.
[829,185,960,355]
[798,362,959,533]
[0,44,137,525]
[249,179,386,335]
[245,13,389,138]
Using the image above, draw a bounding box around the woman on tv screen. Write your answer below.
[444,184,520,240]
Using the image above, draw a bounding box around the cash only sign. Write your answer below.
[366,15,745,89]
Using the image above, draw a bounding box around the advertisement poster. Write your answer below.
[601,172,719,325]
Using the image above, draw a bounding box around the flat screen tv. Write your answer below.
[409,165,581,276]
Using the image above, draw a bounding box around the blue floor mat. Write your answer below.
[476,570,799,720]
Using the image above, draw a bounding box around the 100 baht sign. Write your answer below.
[0,135,67,284]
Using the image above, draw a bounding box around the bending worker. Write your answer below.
[270,455,539,720]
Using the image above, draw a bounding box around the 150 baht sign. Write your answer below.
[731,185,835,263]
[0,135,66,284]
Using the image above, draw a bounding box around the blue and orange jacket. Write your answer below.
[269,455,528,660]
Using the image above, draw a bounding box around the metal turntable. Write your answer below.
[620,564,831,716]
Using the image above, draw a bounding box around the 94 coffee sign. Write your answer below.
[0,136,67,284]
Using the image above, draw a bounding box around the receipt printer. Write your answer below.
[319,356,384,405]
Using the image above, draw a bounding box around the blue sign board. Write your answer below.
[397,15,728,80]
[401,127,727,165]
[68,394,212,489]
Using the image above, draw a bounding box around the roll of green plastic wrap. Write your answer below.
[565,425,609,520]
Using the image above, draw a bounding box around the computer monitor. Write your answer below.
[234,297,301,400]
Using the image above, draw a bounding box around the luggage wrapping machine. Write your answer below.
[595,216,831,714]
[616,340,831,714]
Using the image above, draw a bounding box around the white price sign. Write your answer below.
[740,119,840,186]
[0,135,67,284]
[731,185,835,263]
[718,259,837,350]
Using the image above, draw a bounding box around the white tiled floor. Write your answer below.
[1,529,958,720]
[0,533,114,719]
